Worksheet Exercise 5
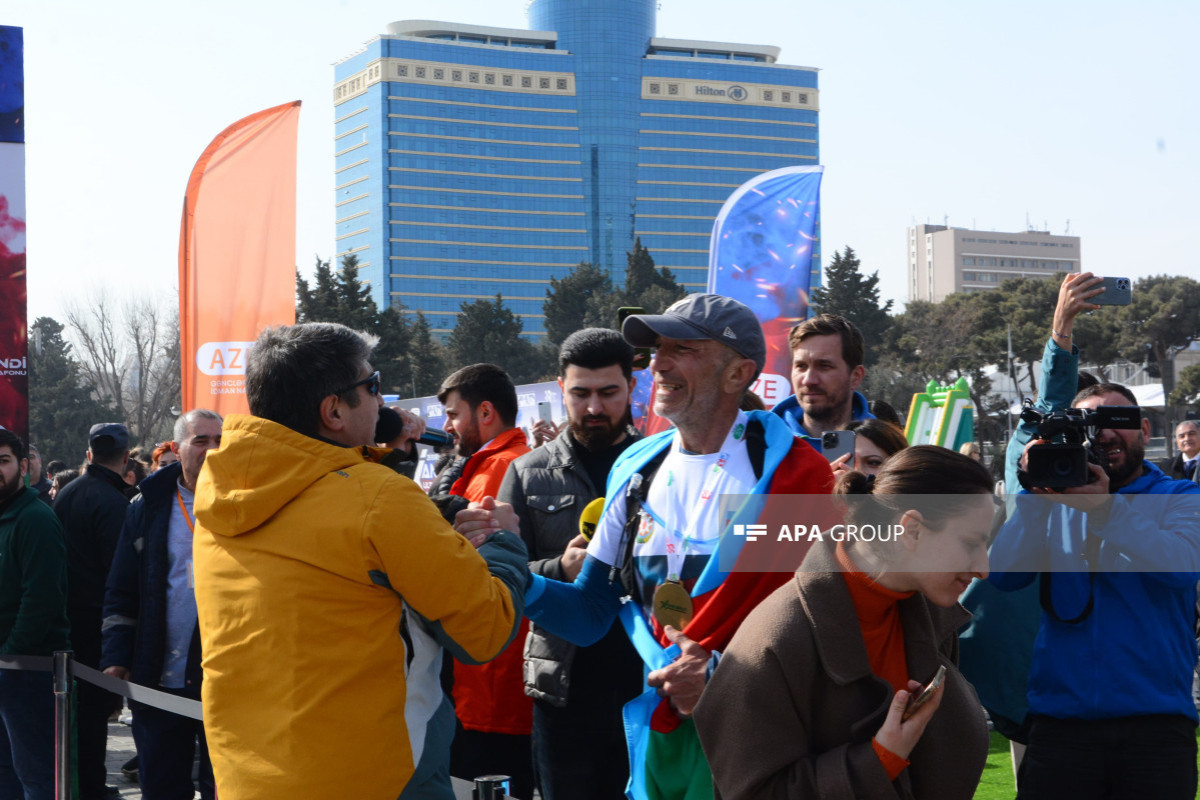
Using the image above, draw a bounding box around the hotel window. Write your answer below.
[540,77,551,89]
[798,93,809,104]
[503,75,513,86]
[557,78,568,90]
[522,76,532,88]
[649,83,661,94]
[763,90,773,101]
[452,70,463,82]
[416,66,426,78]
[397,65,408,77]
[469,72,480,83]
[668,83,679,95]
[781,91,791,102]
[433,69,444,80]
[963,257,975,266]
[485,73,495,85]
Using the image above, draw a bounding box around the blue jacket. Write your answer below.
[101,463,203,694]
[990,462,1200,721]
[770,390,872,451]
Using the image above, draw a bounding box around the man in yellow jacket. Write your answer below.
[192,322,530,800]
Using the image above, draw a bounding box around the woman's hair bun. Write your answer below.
[834,470,874,496]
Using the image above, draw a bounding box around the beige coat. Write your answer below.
[694,542,988,800]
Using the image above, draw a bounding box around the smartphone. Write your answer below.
[618,306,652,370]
[1094,276,1132,306]
[537,401,553,424]
[902,665,946,721]
[821,430,856,467]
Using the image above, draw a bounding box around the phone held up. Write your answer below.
[821,430,855,468]
[1094,276,1132,306]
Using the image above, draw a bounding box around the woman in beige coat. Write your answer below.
[695,446,995,799]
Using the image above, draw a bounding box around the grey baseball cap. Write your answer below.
[621,294,766,376]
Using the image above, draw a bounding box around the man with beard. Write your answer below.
[771,313,873,451]
[498,329,645,800]
[0,428,70,799]
[990,382,1200,800]
[437,363,535,798]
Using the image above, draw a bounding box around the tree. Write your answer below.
[447,294,551,383]
[1113,275,1200,414]
[541,242,686,347]
[407,312,448,397]
[64,293,181,447]
[542,262,612,347]
[1169,363,1200,406]
[809,246,893,365]
[27,316,117,464]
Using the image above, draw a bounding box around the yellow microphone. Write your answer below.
[578,497,606,542]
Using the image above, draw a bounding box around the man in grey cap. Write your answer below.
[508,294,834,799]
[53,422,134,800]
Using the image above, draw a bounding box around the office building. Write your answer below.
[908,224,1082,303]
[333,0,819,337]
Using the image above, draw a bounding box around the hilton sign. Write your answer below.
[694,84,747,101]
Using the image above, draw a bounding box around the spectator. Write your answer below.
[772,314,874,451]
[25,443,51,503]
[123,457,147,487]
[830,417,910,478]
[53,422,134,800]
[868,399,903,428]
[499,329,644,800]
[695,446,994,799]
[151,441,178,471]
[0,429,71,800]
[438,363,535,799]
[48,468,79,501]
[102,410,223,799]
[509,295,834,798]
[989,382,1200,799]
[1161,420,1200,484]
[192,323,528,799]
[959,441,982,462]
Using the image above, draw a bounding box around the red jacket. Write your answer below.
[451,427,533,734]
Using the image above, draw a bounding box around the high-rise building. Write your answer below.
[908,224,1082,303]
[333,0,819,338]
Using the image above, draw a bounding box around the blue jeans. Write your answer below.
[0,669,57,800]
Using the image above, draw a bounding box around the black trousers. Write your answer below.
[1017,714,1198,800]
[131,691,214,800]
[531,700,630,800]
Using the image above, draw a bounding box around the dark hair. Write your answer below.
[437,364,518,427]
[45,460,66,477]
[788,314,865,369]
[247,323,378,436]
[739,390,766,411]
[835,445,994,531]
[847,418,909,458]
[51,468,80,494]
[0,428,26,461]
[1073,381,1137,407]
[558,328,635,381]
[867,399,902,427]
[1076,370,1099,394]
[125,459,147,485]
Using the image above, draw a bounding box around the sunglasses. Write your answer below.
[335,370,381,398]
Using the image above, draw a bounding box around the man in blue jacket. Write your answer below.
[102,409,223,800]
[770,313,872,451]
[990,382,1200,799]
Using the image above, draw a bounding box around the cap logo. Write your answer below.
[722,327,737,339]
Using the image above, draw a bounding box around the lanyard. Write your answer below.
[175,489,195,534]
[639,415,745,582]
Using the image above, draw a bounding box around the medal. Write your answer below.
[653,580,693,630]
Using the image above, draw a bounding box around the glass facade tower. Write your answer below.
[334,1,819,338]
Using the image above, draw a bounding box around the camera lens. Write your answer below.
[1052,456,1075,477]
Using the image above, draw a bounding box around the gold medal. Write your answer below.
[652,580,693,630]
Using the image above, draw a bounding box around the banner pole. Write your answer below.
[53,650,72,800]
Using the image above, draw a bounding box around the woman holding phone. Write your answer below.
[694,446,994,799]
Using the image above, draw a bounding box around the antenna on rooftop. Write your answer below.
[1025,212,1031,232]
[944,214,949,227]
[1065,219,1071,235]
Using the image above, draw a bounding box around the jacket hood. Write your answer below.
[195,414,373,537]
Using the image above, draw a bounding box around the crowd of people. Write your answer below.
[2,271,1199,800]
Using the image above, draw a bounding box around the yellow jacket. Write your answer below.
[193,414,527,800]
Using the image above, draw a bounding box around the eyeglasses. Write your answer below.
[334,370,381,398]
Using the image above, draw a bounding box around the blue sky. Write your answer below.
[7,0,1197,321]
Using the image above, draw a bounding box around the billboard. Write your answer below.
[0,26,26,439]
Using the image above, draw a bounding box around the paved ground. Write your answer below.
[104,718,146,799]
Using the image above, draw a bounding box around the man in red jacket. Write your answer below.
[438,364,533,798]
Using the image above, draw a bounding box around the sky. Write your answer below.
[6,0,1198,323]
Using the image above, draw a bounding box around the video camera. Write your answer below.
[1017,400,1141,490]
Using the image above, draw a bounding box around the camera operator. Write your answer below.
[989,382,1200,800]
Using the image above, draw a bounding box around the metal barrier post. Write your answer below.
[53,651,72,800]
